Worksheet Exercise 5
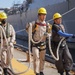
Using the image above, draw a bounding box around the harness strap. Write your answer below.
[32,42,46,51]
[35,22,46,26]
[6,23,10,38]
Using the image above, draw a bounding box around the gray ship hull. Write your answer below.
[7,0,75,62]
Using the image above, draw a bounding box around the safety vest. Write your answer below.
[32,22,52,50]
[52,24,65,42]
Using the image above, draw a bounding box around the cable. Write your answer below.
[0,6,74,74]
[15,7,75,62]
[62,7,75,16]
[9,22,31,75]
[47,7,75,61]
[15,7,75,34]
[16,29,25,33]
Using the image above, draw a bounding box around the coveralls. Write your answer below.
[0,23,15,70]
[51,23,73,74]
[26,19,51,74]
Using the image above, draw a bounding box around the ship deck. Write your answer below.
[11,47,74,75]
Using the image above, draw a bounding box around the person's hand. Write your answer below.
[9,42,13,47]
[13,41,16,44]
[72,34,75,38]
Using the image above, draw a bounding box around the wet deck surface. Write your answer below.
[13,48,61,75]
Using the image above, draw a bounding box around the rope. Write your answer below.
[0,25,31,75]
[47,7,75,60]
[29,23,44,44]
[9,23,31,75]
[0,25,9,74]
[15,7,75,33]
[48,34,65,61]
[47,7,75,22]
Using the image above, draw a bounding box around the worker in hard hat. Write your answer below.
[26,7,52,75]
[0,12,15,75]
[51,13,75,75]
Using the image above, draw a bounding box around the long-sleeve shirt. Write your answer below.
[26,19,52,42]
[52,24,73,42]
[57,30,73,37]
[52,24,73,37]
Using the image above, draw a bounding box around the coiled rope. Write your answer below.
[0,25,9,74]
[29,23,44,44]
[0,25,31,75]
[48,34,65,61]
[9,25,31,75]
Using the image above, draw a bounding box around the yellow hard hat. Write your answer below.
[38,7,47,14]
[0,12,7,19]
[53,13,62,20]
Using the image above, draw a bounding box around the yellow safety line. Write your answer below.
[11,58,35,75]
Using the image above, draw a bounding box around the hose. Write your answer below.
[48,34,65,61]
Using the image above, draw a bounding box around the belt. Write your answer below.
[32,41,46,51]
[33,41,46,46]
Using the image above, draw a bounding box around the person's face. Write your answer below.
[0,19,7,25]
[38,14,46,21]
[54,18,62,25]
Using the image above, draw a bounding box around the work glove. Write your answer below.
[72,34,75,38]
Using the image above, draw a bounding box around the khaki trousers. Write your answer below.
[32,47,46,73]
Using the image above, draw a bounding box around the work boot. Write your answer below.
[40,72,44,75]
[3,68,8,75]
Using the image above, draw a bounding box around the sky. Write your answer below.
[0,0,24,8]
